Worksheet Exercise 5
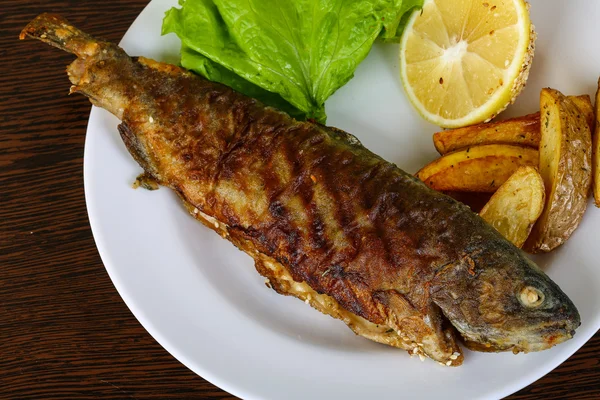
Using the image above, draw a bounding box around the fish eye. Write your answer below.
[519,286,544,308]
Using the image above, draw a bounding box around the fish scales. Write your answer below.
[21,14,580,367]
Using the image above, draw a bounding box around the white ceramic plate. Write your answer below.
[84,1,600,399]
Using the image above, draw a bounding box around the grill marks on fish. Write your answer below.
[217,122,376,317]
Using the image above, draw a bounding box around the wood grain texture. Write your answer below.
[0,1,598,399]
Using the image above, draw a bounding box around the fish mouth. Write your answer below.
[459,317,580,353]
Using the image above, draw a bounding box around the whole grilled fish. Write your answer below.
[21,14,580,366]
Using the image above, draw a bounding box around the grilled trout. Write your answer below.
[21,14,580,366]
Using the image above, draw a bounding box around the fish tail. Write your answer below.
[21,14,130,118]
[19,13,101,58]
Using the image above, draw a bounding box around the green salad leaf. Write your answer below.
[180,45,306,118]
[163,0,422,122]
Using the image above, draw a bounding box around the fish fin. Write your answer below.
[375,290,463,365]
[21,14,130,117]
[326,125,363,147]
[19,14,104,58]
[118,122,158,181]
[132,173,160,191]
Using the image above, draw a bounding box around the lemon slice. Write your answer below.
[399,0,535,128]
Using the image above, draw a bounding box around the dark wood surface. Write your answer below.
[1,1,598,399]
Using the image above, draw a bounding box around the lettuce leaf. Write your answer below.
[379,0,423,42]
[163,0,422,123]
[180,44,306,118]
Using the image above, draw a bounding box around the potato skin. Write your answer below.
[569,95,595,133]
[524,88,592,253]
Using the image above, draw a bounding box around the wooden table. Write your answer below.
[2,1,599,398]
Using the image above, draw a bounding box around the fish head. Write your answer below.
[429,243,580,353]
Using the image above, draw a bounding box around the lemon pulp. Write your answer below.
[400,0,535,128]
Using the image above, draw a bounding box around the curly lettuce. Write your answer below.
[163,0,422,122]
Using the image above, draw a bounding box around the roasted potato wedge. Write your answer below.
[594,79,600,207]
[433,114,540,155]
[417,144,538,193]
[569,94,595,133]
[524,88,593,253]
[479,166,545,248]
[432,95,592,155]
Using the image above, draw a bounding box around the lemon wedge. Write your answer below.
[399,0,535,128]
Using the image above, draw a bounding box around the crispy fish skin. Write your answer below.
[21,14,580,366]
